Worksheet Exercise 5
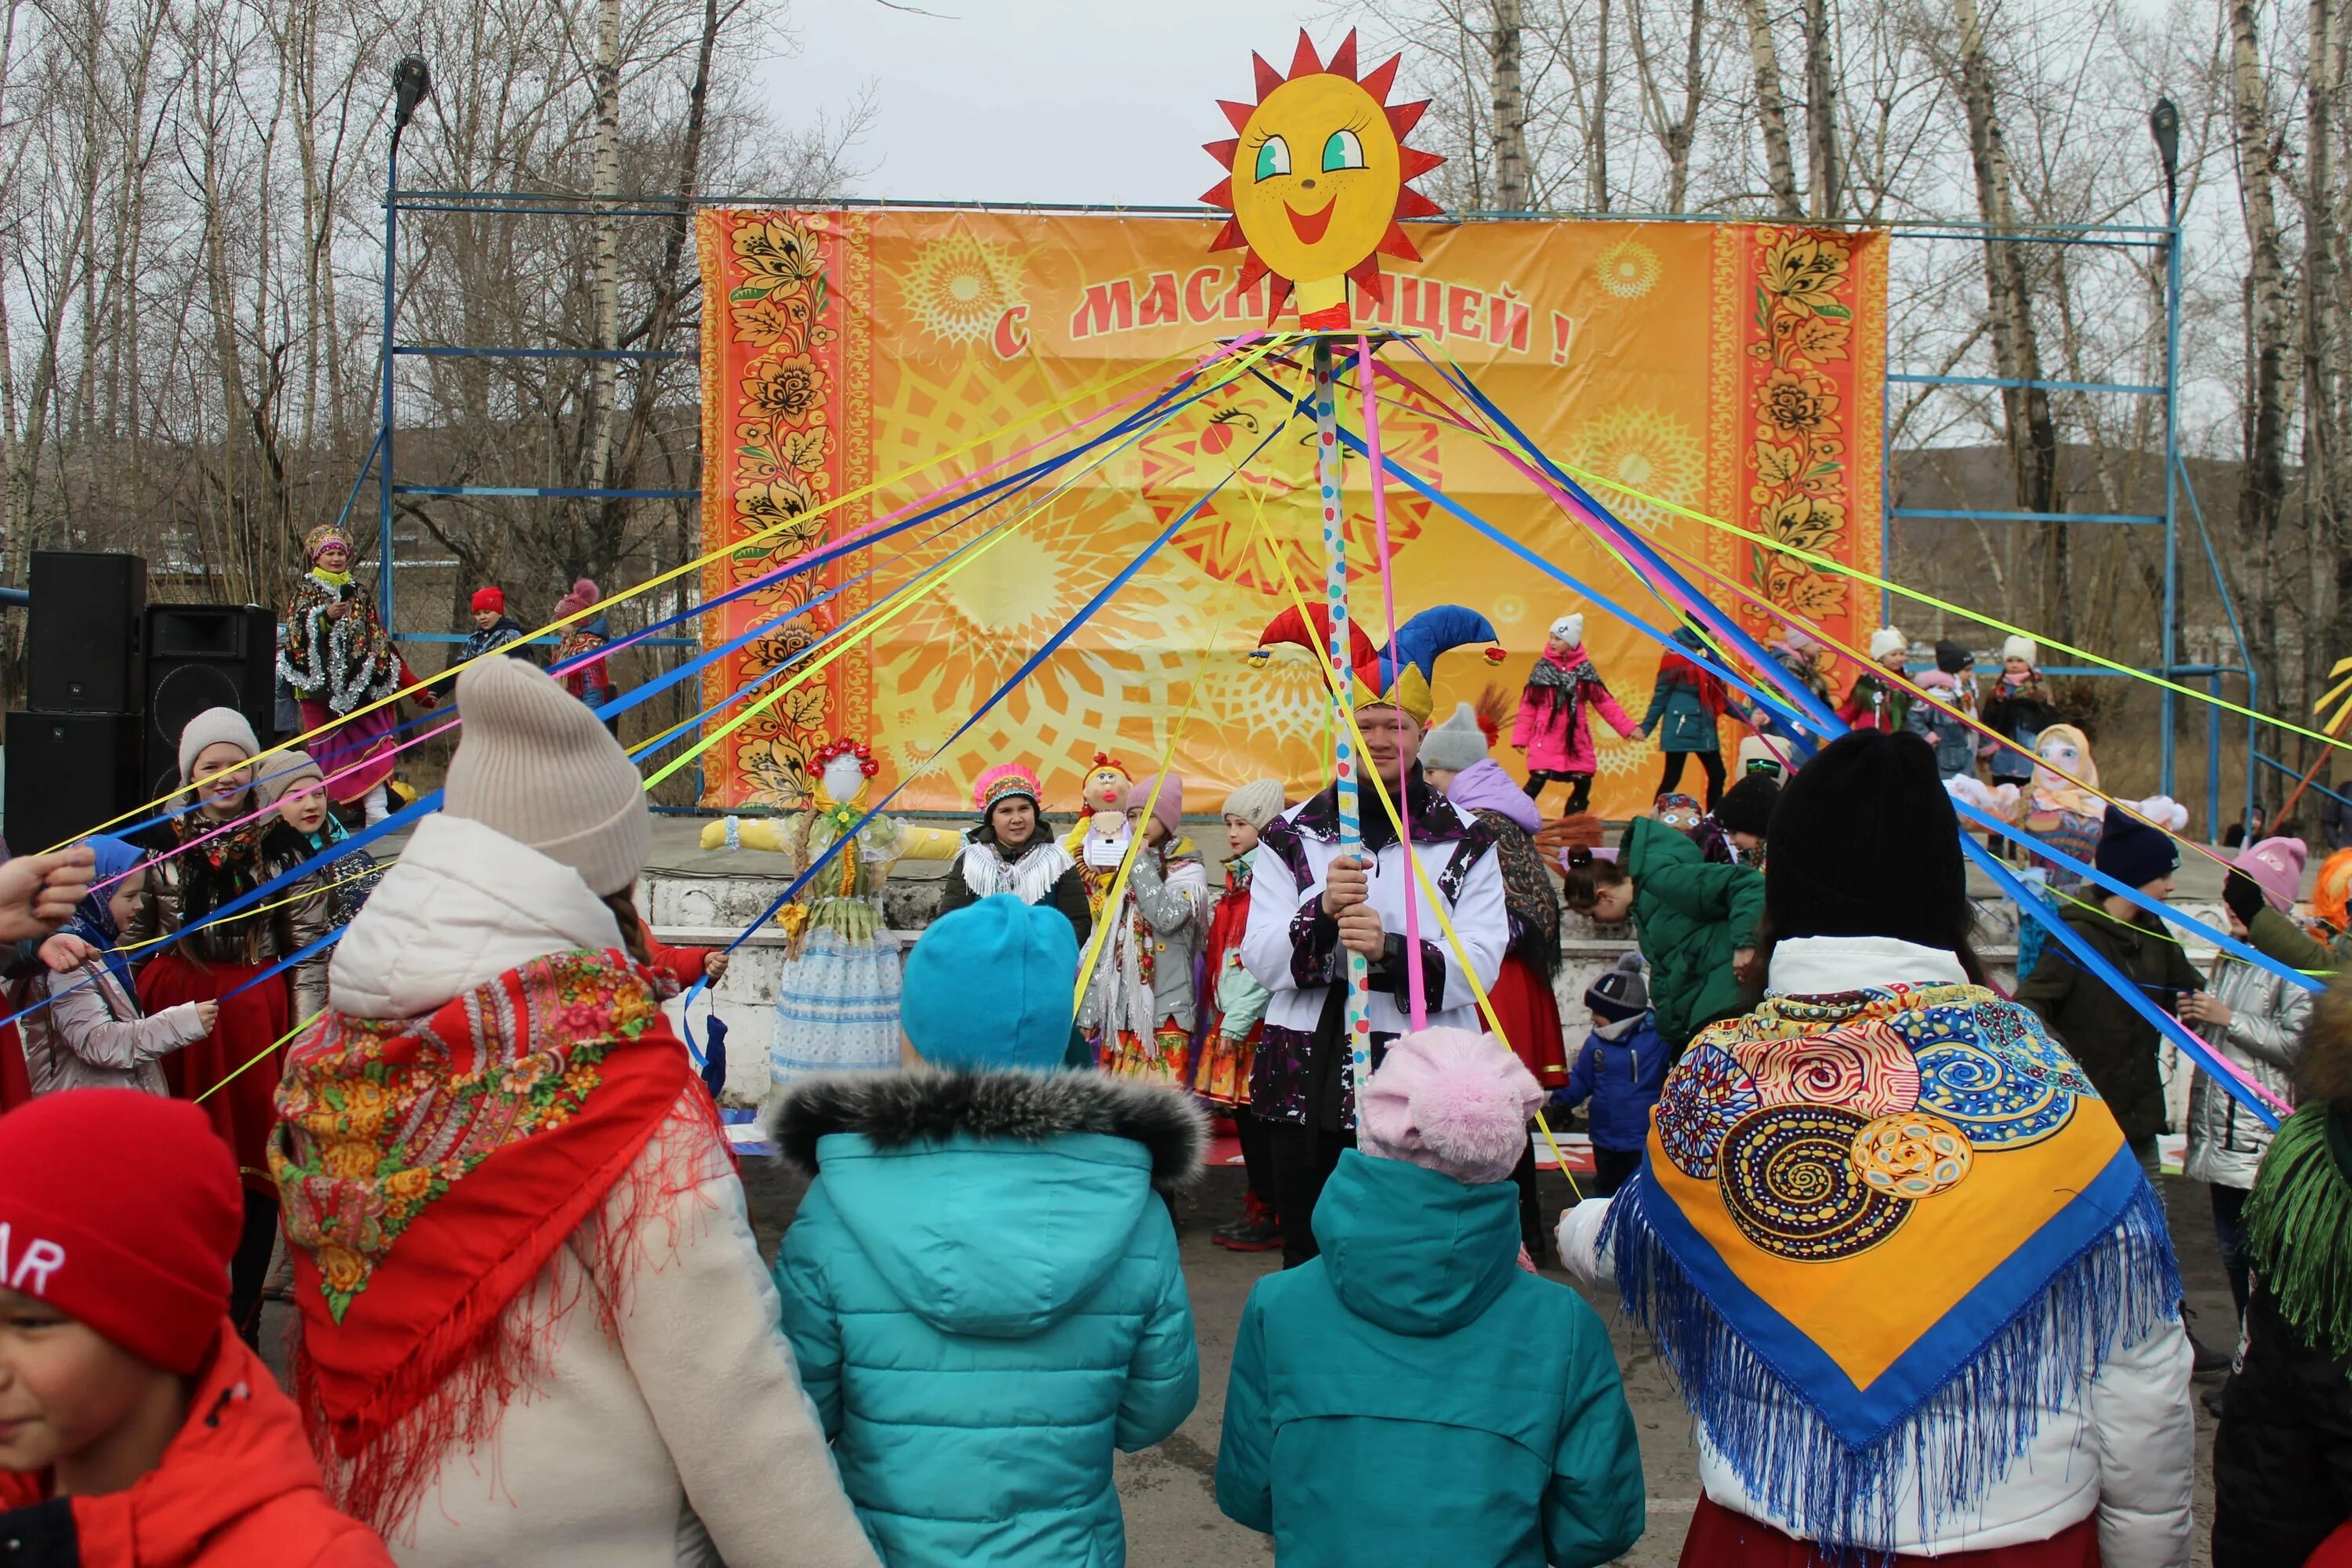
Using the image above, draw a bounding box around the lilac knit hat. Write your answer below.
[1357,1027,1544,1186]
[1125,774,1183,837]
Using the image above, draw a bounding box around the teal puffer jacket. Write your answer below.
[1216,1152,1646,1566]
[771,1068,1204,1567]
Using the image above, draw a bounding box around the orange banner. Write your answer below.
[696,211,1886,818]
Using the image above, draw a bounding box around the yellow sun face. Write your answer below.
[1203,31,1443,328]
[1230,74,1402,296]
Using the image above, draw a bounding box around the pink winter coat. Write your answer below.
[1510,647,1638,774]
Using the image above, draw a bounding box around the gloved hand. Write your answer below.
[2223,869,2267,928]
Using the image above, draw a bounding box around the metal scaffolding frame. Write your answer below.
[354,168,2239,826]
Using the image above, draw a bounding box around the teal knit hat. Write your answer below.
[901,895,1079,1069]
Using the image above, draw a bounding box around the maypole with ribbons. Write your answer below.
[1308,339,1376,1081]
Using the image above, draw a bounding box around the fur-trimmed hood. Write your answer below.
[772,1066,1207,1190]
[2301,970,2352,1110]
[771,1069,1206,1339]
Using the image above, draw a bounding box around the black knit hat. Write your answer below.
[1766,729,1969,950]
[2093,803,2180,891]
[1934,640,1973,676]
[1715,774,1781,838]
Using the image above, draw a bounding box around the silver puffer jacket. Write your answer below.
[2183,952,2310,1189]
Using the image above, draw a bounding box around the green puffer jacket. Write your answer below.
[771,1068,1204,1566]
[1216,1151,1645,1566]
[1623,816,1764,1047]
[2015,900,2205,1143]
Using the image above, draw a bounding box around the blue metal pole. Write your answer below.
[2159,212,2182,797]
[2209,670,2223,839]
[378,131,399,628]
[1880,350,1893,628]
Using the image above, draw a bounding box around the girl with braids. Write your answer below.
[128,706,330,1345]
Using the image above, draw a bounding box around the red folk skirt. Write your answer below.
[0,1021,28,1112]
[141,953,291,1194]
[1486,952,1568,1088]
[1679,1497,2100,1567]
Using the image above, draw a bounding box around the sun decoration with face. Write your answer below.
[1203,31,1443,331]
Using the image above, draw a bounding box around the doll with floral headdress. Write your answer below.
[699,737,958,1088]
[1062,750,1135,919]
[276,523,437,826]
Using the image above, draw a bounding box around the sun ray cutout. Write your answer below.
[1202,29,1444,331]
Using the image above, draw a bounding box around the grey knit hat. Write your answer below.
[178,706,260,786]
[1419,702,1490,772]
[259,748,326,807]
[445,655,649,895]
[1222,778,1287,829]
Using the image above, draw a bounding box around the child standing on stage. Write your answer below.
[773,896,1202,1566]
[1513,613,1639,814]
[1083,775,1210,1087]
[1218,1028,1643,1567]
[1203,779,1287,1253]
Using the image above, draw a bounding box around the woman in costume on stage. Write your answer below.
[1082,774,1210,1089]
[938,764,1094,945]
[277,524,436,826]
[700,738,957,1089]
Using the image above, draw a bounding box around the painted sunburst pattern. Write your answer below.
[1595,238,1663,299]
[1137,368,1437,593]
[1568,405,1705,535]
[897,232,1023,344]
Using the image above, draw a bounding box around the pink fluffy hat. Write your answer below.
[1357,1027,1544,1186]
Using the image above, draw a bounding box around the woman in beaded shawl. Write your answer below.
[277,524,435,826]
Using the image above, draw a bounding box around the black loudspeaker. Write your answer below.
[27,550,147,713]
[5,710,139,852]
[141,604,276,801]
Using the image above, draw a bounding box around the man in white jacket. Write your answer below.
[1242,633,1508,1269]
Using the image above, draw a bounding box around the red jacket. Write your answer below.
[0,1327,394,1567]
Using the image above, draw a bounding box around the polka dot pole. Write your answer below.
[1311,337,1374,1100]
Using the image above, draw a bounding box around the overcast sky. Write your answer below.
[757,0,1327,206]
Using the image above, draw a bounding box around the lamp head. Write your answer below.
[394,55,431,132]
[2149,97,2180,180]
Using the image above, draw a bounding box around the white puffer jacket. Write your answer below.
[2183,952,2310,1190]
[325,815,879,1568]
[1559,935,2194,1566]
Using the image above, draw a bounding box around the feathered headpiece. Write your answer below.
[973,763,1043,815]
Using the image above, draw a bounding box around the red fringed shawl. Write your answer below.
[271,948,713,1530]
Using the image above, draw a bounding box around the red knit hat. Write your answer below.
[471,586,505,614]
[0,1090,240,1373]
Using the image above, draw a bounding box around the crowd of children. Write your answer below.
[8,595,2350,1568]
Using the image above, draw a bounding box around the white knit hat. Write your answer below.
[445,655,650,895]
[1418,702,1491,772]
[259,748,326,807]
[177,707,259,786]
[2002,634,2038,665]
[1550,612,1584,645]
[1868,626,1906,661]
[1222,778,1287,829]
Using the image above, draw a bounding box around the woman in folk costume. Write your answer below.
[128,706,330,1345]
[938,763,1094,947]
[1243,604,1512,1266]
[1421,698,1568,1258]
[278,524,437,826]
[1062,751,1135,920]
[1512,611,1638,814]
[1083,774,1212,1088]
[1561,730,2194,1566]
[271,655,877,1568]
[699,737,958,1089]
[1642,625,1732,810]
[1203,779,1288,1253]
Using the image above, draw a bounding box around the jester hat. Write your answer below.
[1253,604,1381,691]
[1367,605,1505,725]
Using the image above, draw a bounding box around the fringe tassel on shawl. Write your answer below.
[1604,1175,2181,1561]
[292,1086,727,1537]
[2241,1104,2352,1363]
